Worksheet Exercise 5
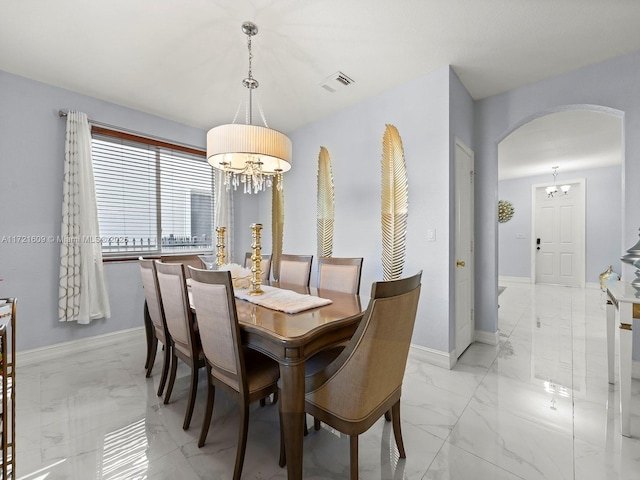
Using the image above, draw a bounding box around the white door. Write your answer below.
[455,140,474,358]
[533,181,585,287]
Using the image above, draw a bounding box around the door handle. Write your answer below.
[456,260,465,267]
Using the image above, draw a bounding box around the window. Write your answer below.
[91,127,214,257]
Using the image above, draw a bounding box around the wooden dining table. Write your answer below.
[234,282,365,479]
[170,278,366,479]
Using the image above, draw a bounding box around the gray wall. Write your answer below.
[0,70,206,351]
[475,50,640,359]
[498,165,622,282]
[255,66,474,354]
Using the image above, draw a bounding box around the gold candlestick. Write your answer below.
[248,223,265,295]
[215,226,226,266]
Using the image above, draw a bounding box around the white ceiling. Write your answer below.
[498,110,623,181]
[1,0,638,173]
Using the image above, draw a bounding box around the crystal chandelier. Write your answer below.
[206,22,292,194]
[545,166,571,198]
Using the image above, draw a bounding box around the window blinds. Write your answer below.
[91,129,213,257]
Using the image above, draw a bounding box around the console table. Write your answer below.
[605,281,639,437]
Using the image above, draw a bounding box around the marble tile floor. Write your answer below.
[14,281,640,479]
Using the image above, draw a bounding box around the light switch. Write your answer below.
[427,229,436,242]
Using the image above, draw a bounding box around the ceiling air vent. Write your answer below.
[320,71,355,92]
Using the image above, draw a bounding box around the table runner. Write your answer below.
[234,285,332,313]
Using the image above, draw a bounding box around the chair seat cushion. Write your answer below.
[243,348,280,394]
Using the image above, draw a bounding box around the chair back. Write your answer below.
[278,254,313,286]
[160,254,205,278]
[244,252,272,283]
[317,257,363,294]
[139,258,167,339]
[189,267,247,393]
[307,271,422,422]
[155,261,197,359]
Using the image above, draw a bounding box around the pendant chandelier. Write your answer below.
[545,166,570,198]
[207,22,292,194]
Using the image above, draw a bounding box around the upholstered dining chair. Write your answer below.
[244,252,272,283]
[285,271,422,479]
[188,267,280,480]
[317,257,364,294]
[278,254,313,286]
[155,261,205,430]
[160,254,205,278]
[139,258,172,397]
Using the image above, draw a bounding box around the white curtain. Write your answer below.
[214,171,234,263]
[58,111,111,323]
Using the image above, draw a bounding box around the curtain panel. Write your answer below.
[58,111,111,323]
[214,171,234,263]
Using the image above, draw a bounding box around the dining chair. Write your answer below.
[317,257,364,294]
[306,256,364,431]
[188,267,280,480]
[244,252,272,283]
[278,254,313,286]
[155,261,205,430]
[160,254,205,278]
[288,271,422,479]
[139,259,172,397]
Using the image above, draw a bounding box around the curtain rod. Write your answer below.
[57,109,205,154]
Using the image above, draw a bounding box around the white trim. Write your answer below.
[475,329,499,345]
[586,282,602,290]
[409,344,456,370]
[499,276,530,284]
[16,327,145,367]
[633,360,640,380]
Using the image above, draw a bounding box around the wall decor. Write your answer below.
[381,124,409,281]
[498,200,515,223]
[317,146,335,258]
[271,175,284,280]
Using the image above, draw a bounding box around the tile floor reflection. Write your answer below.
[15,282,640,479]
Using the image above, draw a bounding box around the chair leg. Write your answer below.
[391,400,406,458]
[143,301,154,369]
[233,404,250,480]
[183,362,199,430]
[145,336,158,378]
[157,341,171,397]
[350,435,359,480]
[164,353,178,405]
[260,398,266,407]
[384,410,392,421]
[272,390,279,404]
[278,392,286,468]
[198,372,215,447]
[313,417,321,431]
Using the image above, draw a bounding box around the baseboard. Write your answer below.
[475,329,499,346]
[499,276,530,284]
[409,344,456,370]
[16,326,145,367]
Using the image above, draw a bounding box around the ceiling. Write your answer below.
[498,110,623,181]
[1,1,638,172]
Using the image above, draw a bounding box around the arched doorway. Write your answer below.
[497,106,623,287]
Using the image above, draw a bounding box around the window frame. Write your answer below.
[90,126,214,261]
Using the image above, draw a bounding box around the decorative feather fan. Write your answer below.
[271,175,284,280]
[317,146,335,258]
[381,124,409,281]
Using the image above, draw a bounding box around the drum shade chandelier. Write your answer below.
[207,21,292,194]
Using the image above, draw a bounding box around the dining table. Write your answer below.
[195,280,366,479]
